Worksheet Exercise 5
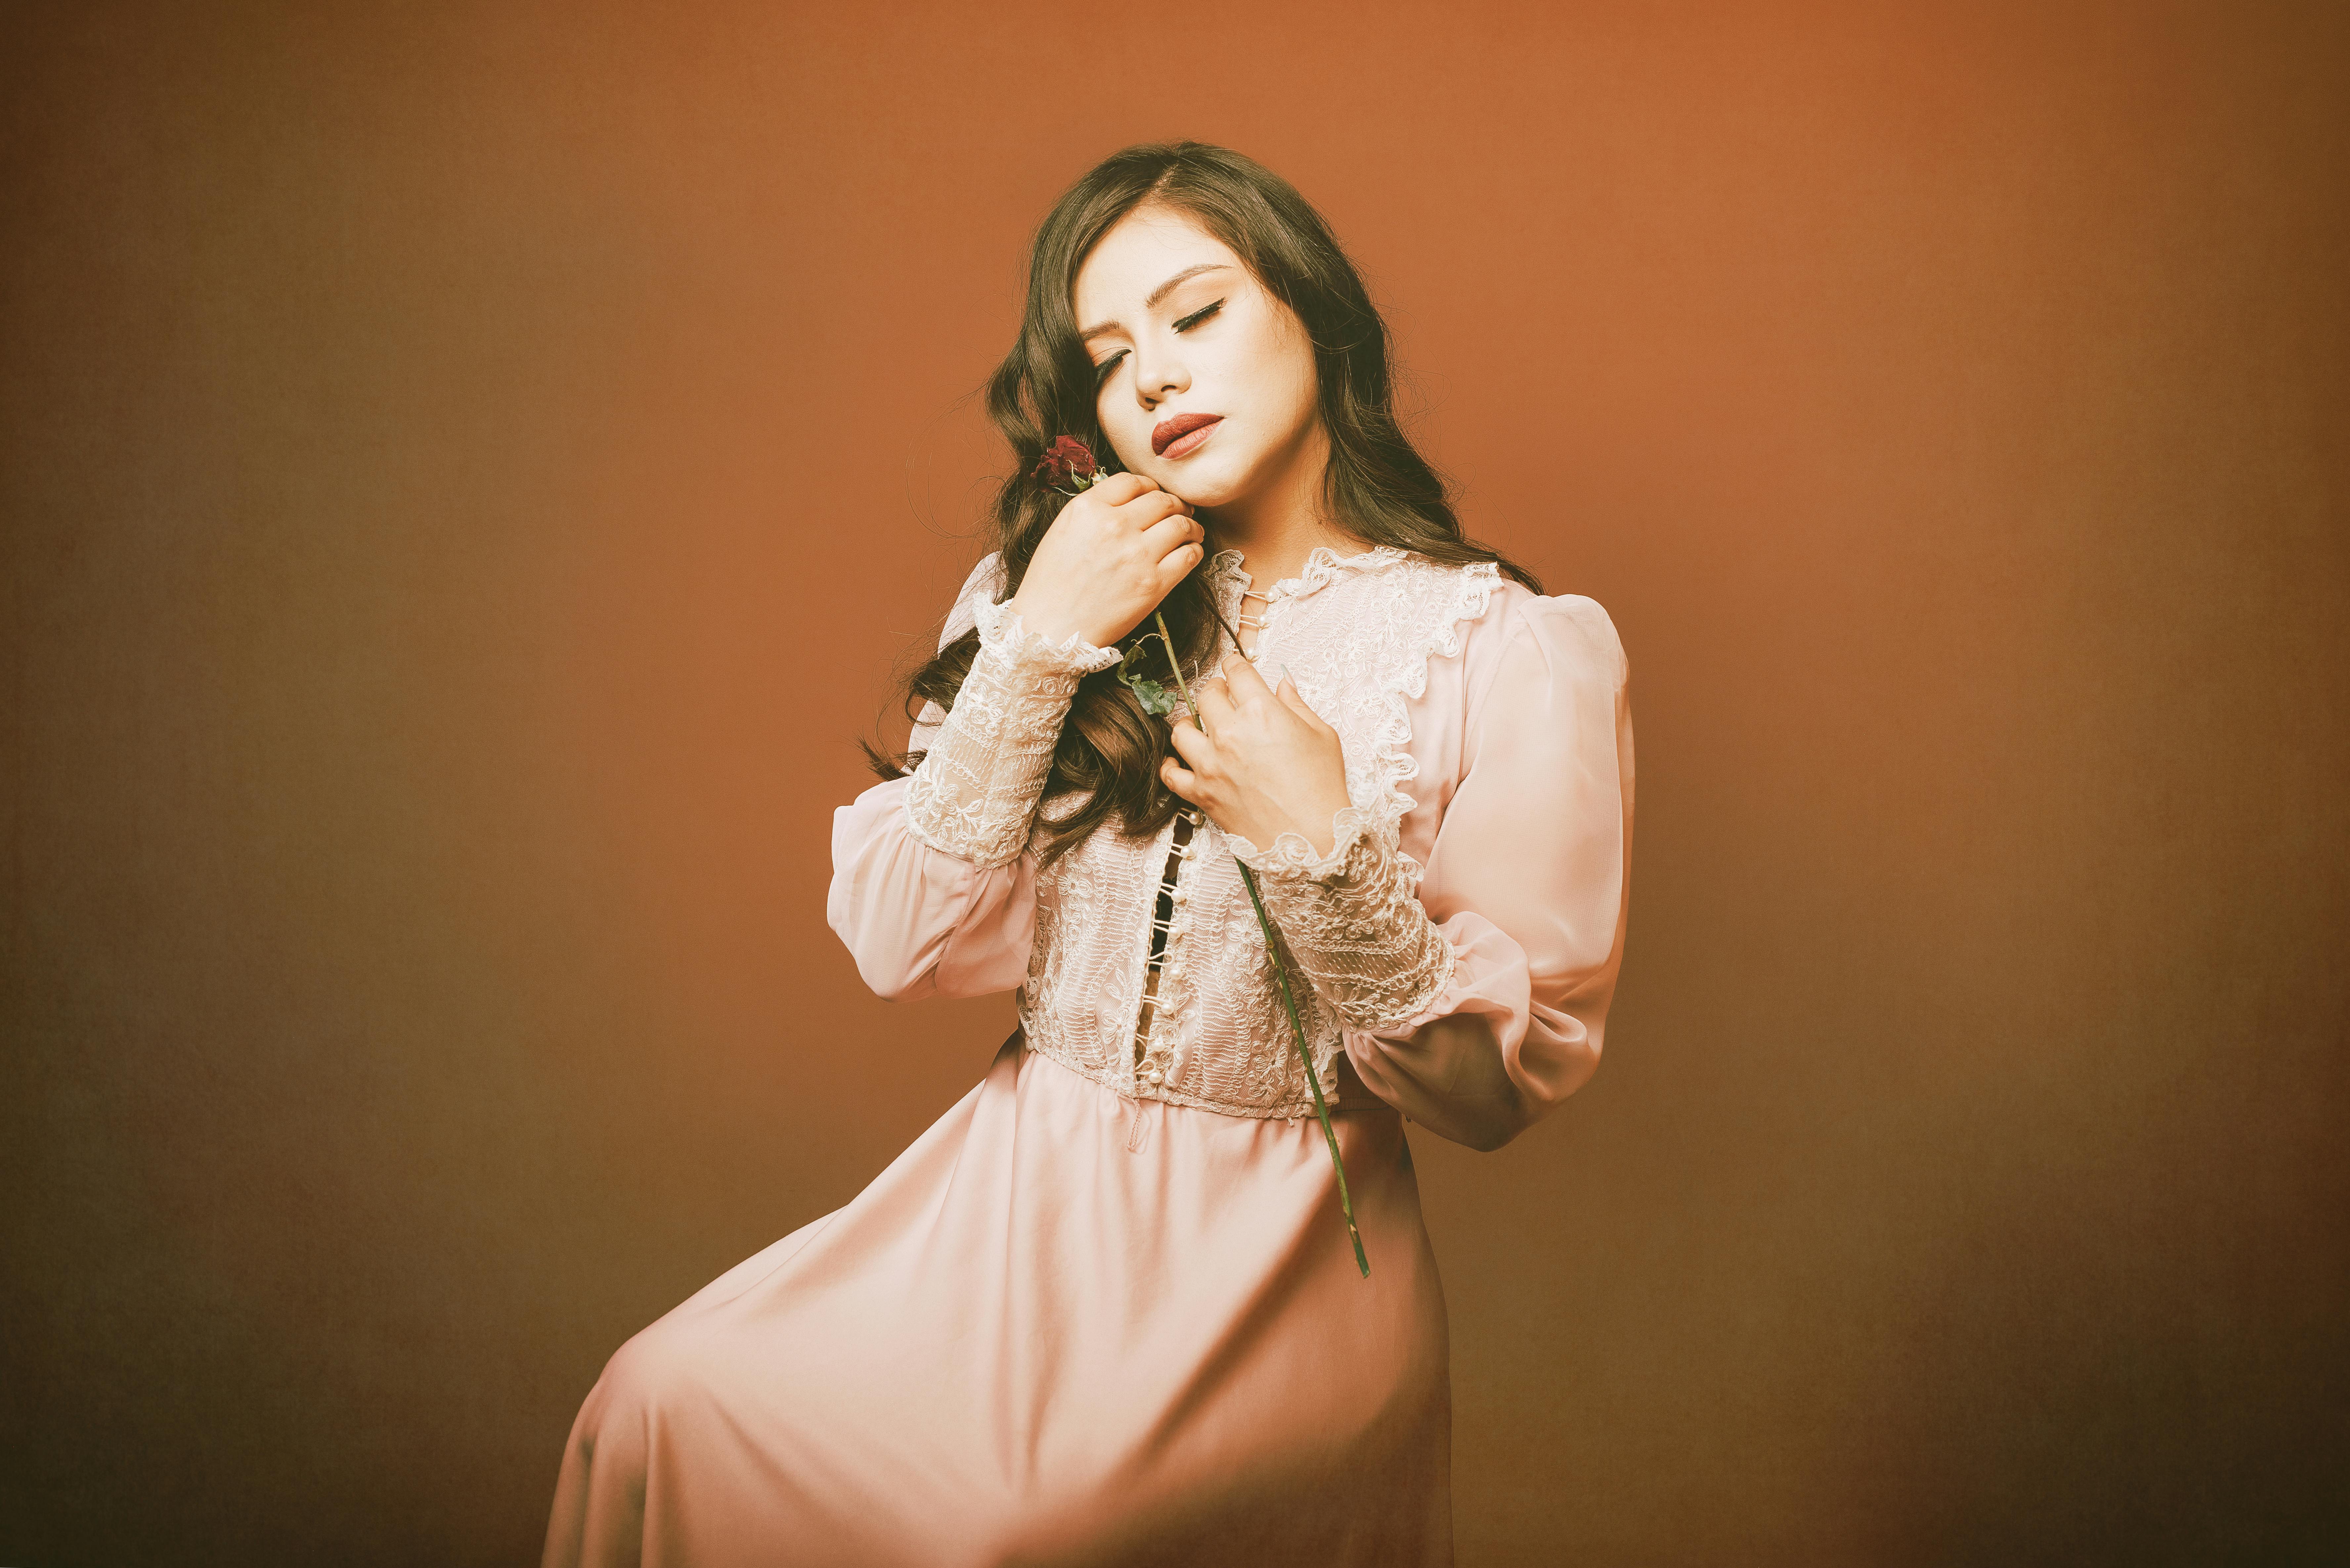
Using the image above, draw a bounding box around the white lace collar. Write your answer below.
[1208,544,1410,605]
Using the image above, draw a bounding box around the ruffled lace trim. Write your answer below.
[1209,543,1412,607]
[1367,561,1500,891]
[1228,805,1371,879]
[969,595,1122,674]
[1219,547,1501,892]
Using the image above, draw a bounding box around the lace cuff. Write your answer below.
[1229,807,1457,1035]
[903,598,1119,868]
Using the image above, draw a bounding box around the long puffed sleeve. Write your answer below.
[902,597,1122,868]
[1242,593,1634,1150]
[826,557,1117,1002]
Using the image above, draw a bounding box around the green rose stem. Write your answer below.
[1150,608,1370,1279]
[1042,457,1367,1277]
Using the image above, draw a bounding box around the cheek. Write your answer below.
[1231,317,1317,433]
[1270,338,1320,430]
[1095,393,1153,470]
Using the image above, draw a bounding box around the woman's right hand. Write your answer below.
[1006,473,1206,649]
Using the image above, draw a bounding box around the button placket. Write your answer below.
[1128,808,1203,1098]
[1233,587,1273,659]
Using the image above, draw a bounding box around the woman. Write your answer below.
[541,140,1634,1568]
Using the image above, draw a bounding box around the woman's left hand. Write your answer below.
[1162,653,1354,857]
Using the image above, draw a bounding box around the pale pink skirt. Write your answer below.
[540,1036,1452,1567]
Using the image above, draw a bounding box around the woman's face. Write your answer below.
[1073,204,1322,512]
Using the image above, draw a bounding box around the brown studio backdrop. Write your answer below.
[3,2,2345,1563]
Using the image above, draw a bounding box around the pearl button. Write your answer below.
[1147,1068,1164,1085]
[1171,889,1188,905]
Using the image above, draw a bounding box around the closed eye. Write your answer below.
[1174,299,1223,332]
[1092,300,1222,385]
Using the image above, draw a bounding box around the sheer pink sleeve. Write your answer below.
[825,555,1113,1003]
[1344,593,1636,1150]
[826,778,1038,1002]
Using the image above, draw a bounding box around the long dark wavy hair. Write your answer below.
[870,140,1540,863]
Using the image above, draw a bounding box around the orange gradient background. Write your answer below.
[4,3,2345,1563]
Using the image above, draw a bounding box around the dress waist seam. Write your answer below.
[1014,1023,1394,1122]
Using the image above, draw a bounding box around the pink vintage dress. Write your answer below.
[540,546,1634,1567]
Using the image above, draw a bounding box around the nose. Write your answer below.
[1130,334,1190,408]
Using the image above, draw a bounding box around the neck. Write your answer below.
[1201,422,1355,589]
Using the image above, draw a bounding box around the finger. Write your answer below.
[1165,720,1216,768]
[1117,488,1193,527]
[1090,472,1158,505]
[1192,670,1237,729]
[1140,513,1206,557]
[1150,540,1207,593]
[1218,651,1277,706]
[1160,755,1203,803]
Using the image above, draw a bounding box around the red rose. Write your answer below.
[1032,435,1099,490]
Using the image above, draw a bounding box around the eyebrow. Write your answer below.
[1078,263,1234,342]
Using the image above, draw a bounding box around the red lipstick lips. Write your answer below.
[1151,412,1222,458]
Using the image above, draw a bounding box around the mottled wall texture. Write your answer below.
[3,3,2343,1563]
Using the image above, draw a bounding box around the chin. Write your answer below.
[1154,451,1257,509]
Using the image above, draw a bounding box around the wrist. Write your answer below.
[1230,802,1368,878]
[1002,591,1088,650]
[975,596,1120,677]
[1241,804,1342,859]
[1294,790,1353,858]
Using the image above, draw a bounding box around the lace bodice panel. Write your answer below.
[907,547,1498,1121]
